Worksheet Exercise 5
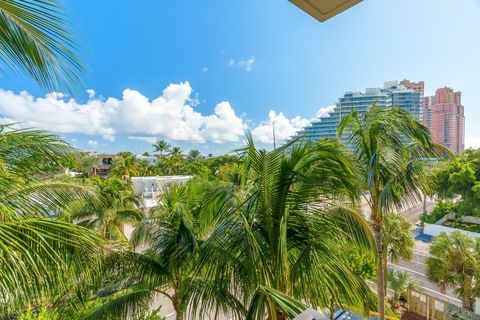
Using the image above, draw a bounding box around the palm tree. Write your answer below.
[0,125,104,315]
[153,140,171,158]
[197,136,377,319]
[171,146,183,156]
[75,152,101,177]
[84,181,243,320]
[110,152,140,179]
[382,212,415,293]
[426,231,479,310]
[68,177,144,241]
[386,269,420,308]
[161,154,186,175]
[0,0,84,93]
[337,106,451,320]
[188,149,202,162]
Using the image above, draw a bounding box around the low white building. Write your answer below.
[131,175,192,199]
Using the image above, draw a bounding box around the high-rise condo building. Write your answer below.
[422,87,465,154]
[400,79,425,97]
[290,80,422,143]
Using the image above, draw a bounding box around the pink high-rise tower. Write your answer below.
[422,87,465,154]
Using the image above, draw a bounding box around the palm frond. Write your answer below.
[0,0,84,93]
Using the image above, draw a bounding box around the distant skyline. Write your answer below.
[0,0,479,155]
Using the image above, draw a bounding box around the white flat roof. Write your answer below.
[131,175,192,182]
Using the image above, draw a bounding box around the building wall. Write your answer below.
[422,87,465,154]
[290,81,421,144]
[400,79,425,97]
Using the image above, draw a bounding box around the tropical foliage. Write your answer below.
[153,140,170,157]
[197,137,377,319]
[386,269,420,308]
[0,125,104,316]
[0,0,84,93]
[338,106,451,320]
[382,212,415,293]
[67,177,144,241]
[426,231,480,311]
[432,148,480,217]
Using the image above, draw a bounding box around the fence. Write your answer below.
[407,289,480,320]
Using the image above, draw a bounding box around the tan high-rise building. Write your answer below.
[422,87,465,154]
[400,79,425,97]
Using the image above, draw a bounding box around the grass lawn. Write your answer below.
[443,220,480,233]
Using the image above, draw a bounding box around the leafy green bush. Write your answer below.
[424,201,458,223]
[443,220,480,233]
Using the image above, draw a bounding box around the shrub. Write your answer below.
[424,201,458,223]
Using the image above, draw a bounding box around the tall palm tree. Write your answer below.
[386,270,420,308]
[75,152,101,177]
[153,140,171,158]
[110,152,140,179]
[382,212,415,293]
[198,136,377,319]
[0,125,104,315]
[188,149,202,162]
[0,0,84,93]
[426,231,479,310]
[84,180,243,320]
[68,177,144,241]
[171,146,183,156]
[337,106,451,320]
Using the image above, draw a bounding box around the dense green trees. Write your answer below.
[84,180,243,320]
[426,231,480,311]
[432,149,480,217]
[338,106,450,320]
[197,137,377,319]
[67,177,144,241]
[82,138,378,320]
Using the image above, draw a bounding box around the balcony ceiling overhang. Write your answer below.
[289,0,362,22]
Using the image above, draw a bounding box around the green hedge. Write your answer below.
[423,201,458,224]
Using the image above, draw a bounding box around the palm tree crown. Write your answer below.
[153,140,171,157]
[68,177,144,241]
[198,136,376,319]
[337,106,451,320]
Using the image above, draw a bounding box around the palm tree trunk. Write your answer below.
[462,277,473,311]
[382,250,388,296]
[372,220,386,320]
[173,293,183,320]
[423,193,427,214]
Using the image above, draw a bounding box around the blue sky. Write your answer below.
[1,0,479,155]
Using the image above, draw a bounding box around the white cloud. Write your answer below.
[0,82,335,146]
[229,56,255,72]
[86,89,96,99]
[315,105,336,118]
[127,136,157,144]
[0,83,247,144]
[251,110,310,144]
[87,140,98,150]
